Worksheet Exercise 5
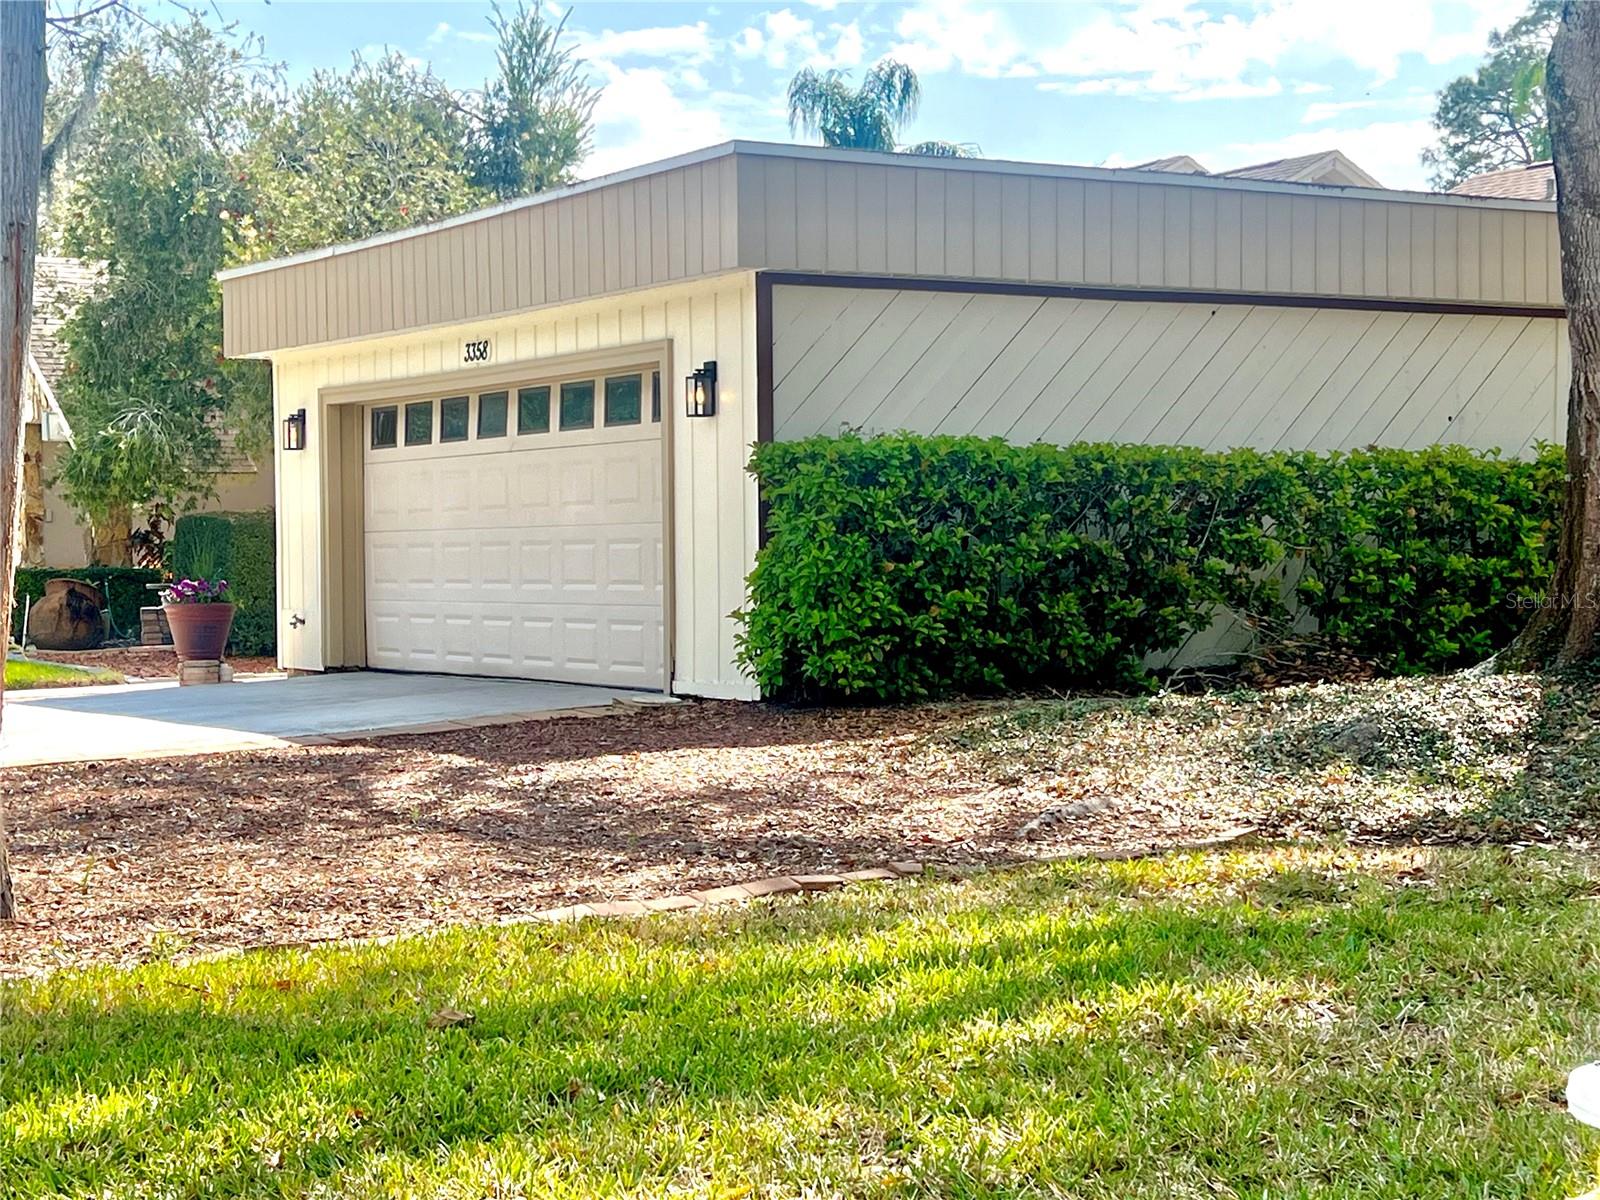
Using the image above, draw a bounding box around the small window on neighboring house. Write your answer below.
[559,380,595,430]
[651,372,660,422]
[440,395,469,442]
[517,385,550,434]
[477,390,508,438]
[371,405,398,449]
[404,400,433,446]
[604,374,642,426]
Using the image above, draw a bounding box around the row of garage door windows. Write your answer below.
[371,371,662,450]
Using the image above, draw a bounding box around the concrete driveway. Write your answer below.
[0,671,668,767]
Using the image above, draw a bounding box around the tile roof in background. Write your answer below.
[1448,161,1556,201]
[29,255,257,472]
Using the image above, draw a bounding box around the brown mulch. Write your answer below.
[0,700,1252,977]
[30,648,280,679]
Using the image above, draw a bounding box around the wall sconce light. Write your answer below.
[282,408,307,451]
[686,361,717,417]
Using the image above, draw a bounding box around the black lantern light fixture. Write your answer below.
[282,407,307,451]
[686,361,717,418]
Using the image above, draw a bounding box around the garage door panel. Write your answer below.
[366,598,663,686]
[363,394,665,690]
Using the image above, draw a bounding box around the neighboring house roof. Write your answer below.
[1448,161,1556,201]
[1131,154,1210,174]
[1216,150,1383,189]
[23,257,99,443]
[1125,149,1382,189]
[25,254,257,471]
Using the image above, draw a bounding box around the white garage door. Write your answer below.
[362,369,666,689]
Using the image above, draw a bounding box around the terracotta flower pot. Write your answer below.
[163,602,235,662]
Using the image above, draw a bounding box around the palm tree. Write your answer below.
[786,59,976,158]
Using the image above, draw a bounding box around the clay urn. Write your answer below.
[24,578,107,651]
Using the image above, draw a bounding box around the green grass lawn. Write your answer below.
[3,659,123,690]
[3,847,1598,1197]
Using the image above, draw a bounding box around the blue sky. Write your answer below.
[223,0,1530,191]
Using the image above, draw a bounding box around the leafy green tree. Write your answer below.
[237,53,482,259]
[468,3,599,198]
[49,4,601,547]
[50,19,272,560]
[787,59,977,158]
[1424,0,1560,189]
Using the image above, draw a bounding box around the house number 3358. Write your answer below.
[462,338,492,364]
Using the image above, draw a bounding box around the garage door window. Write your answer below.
[559,380,595,430]
[517,386,550,434]
[440,396,470,443]
[371,405,398,449]
[604,374,642,426]
[477,390,508,438]
[404,401,433,446]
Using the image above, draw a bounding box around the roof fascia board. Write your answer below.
[726,141,1553,213]
[218,138,1558,285]
[216,140,742,282]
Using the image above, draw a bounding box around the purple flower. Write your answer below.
[161,576,232,605]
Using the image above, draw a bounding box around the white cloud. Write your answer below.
[831,21,865,69]
[889,0,1528,101]
[734,9,818,70]
[1208,117,1439,190]
[423,20,492,48]
[1301,98,1379,124]
[582,63,731,179]
[577,23,714,64]
[889,2,1024,78]
[732,8,871,72]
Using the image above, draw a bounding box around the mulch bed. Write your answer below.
[0,700,1251,977]
[9,670,1582,979]
[30,648,279,679]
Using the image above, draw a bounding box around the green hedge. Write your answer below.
[11,566,162,641]
[739,434,1563,701]
[171,510,277,655]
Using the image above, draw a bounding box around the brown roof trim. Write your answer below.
[754,271,776,548]
[758,271,1566,321]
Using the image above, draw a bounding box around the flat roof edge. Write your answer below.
[218,139,1557,284]
[217,141,743,282]
[725,141,1554,212]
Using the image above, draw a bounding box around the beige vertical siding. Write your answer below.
[771,283,1565,455]
[736,155,1562,310]
[223,144,1560,360]
[223,157,740,358]
[270,274,759,698]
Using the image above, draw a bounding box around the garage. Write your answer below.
[361,364,666,689]
[219,140,1560,701]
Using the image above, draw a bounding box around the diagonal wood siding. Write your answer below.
[771,284,1565,455]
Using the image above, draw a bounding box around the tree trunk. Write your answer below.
[89,507,131,566]
[1510,1,1600,669]
[0,1,48,922]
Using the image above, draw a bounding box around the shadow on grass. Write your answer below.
[2,850,1596,1197]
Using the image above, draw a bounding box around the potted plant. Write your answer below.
[160,577,235,662]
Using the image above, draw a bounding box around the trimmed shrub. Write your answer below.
[11,566,161,641]
[1292,445,1564,672]
[740,433,1563,701]
[171,510,277,655]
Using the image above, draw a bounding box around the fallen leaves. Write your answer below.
[426,1006,475,1029]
